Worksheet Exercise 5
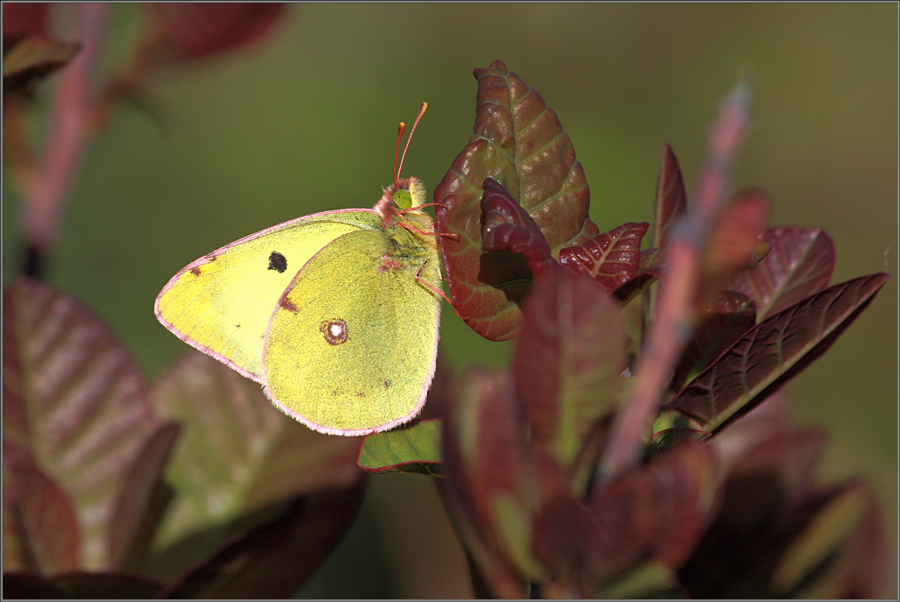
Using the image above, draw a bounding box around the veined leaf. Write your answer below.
[2,278,161,570]
[731,226,835,321]
[357,419,442,475]
[665,272,889,432]
[435,60,598,341]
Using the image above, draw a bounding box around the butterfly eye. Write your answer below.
[393,189,413,209]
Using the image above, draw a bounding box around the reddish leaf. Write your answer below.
[2,278,160,570]
[700,188,770,304]
[710,420,829,534]
[2,570,164,599]
[2,3,49,38]
[670,291,757,391]
[512,268,627,474]
[108,422,181,569]
[146,3,286,64]
[481,178,556,278]
[532,441,717,591]
[559,223,649,293]
[146,351,362,578]
[652,143,688,250]
[806,486,891,598]
[7,463,81,575]
[679,478,888,598]
[435,60,599,341]
[665,272,889,432]
[731,226,835,321]
[161,481,366,598]
[441,368,535,597]
[611,247,663,304]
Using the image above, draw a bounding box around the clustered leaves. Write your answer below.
[1,8,891,598]
[362,60,890,598]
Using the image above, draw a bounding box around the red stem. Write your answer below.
[599,80,753,482]
[21,3,108,269]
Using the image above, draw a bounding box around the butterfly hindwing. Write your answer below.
[263,225,441,435]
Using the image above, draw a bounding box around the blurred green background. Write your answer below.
[4,4,896,597]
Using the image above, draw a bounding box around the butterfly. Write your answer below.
[155,104,441,436]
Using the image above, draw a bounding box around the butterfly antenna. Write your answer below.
[396,102,428,183]
[393,121,407,190]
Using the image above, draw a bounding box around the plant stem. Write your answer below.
[19,3,109,277]
[599,79,753,482]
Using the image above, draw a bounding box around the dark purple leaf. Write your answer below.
[679,478,889,598]
[558,223,649,293]
[670,291,757,391]
[161,481,366,598]
[666,272,889,432]
[435,60,598,341]
[2,570,164,598]
[481,178,556,278]
[731,226,835,321]
[652,143,687,250]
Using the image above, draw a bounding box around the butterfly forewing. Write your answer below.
[155,211,384,380]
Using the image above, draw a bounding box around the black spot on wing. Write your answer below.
[268,251,287,273]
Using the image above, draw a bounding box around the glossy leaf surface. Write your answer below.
[435,60,598,341]
[666,272,889,432]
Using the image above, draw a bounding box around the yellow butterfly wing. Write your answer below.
[155,210,386,381]
[263,213,441,435]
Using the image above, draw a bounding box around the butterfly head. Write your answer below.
[375,103,428,223]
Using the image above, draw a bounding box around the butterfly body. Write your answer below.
[155,176,441,436]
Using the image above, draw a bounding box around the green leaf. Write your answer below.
[435,60,598,341]
[357,419,442,475]
[146,350,363,578]
[665,272,889,432]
